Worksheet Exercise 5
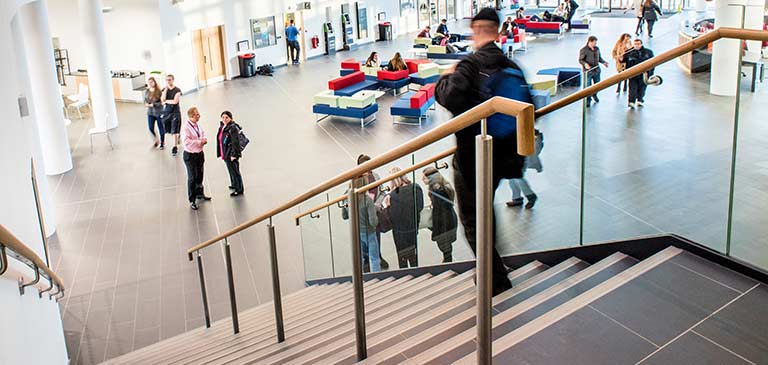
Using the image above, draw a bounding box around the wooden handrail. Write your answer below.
[0,224,64,292]
[189,27,768,258]
[293,147,458,225]
[187,97,535,257]
[536,27,768,118]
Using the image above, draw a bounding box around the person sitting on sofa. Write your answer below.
[417,25,431,38]
[386,52,408,71]
[516,7,525,19]
[365,52,379,67]
[500,16,517,37]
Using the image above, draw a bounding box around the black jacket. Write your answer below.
[579,45,607,74]
[388,183,424,235]
[428,184,458,245]
[216,122,242,160]
[642,3,661,21]
[435,41,526,179]
[437,23,449,35]
[625,47,655,78]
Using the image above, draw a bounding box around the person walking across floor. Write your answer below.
[286,19,301,64]
[161,74,182,156]
[565,0,579,30]
[144,76,164,149]
[435,8,533,296]
[625,0,645,36]
[612,33,633,93]
[422,166,458,263]
[216,111,244,197]
[579,35,609,108]
[383,167,424,269]
[182,107,211,210]
[642,0,662,37]
[624,38,655,108]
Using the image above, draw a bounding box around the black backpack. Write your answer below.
[256,64,274,76]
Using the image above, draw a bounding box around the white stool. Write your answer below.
[89,114,114,153]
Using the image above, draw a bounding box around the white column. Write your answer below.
[79,0,119,130]
[18,0,73,175]
[709,0,763,96]
[694,0,707,12]
[11,13,57,235]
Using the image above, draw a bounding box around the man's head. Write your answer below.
[633,38,643,50]
[166,74,175,87]
[187,107,200,123]
[471,8,500,45]
[441,19,447,24]
[587,35,597,49]
[290,19,295,25]
[425,25,431,30]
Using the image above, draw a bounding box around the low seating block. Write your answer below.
[341,58,361,71]
[537,67,582,87]
[329,71,365,90]
[428,52,469,60]
[360,66,380,77]
[409,73,439,86]
[391,91,435,120]
[313,90,339,107]
[405,59,431,74]
[420,83,436,99]
[379,77,411,90]
[417,63,439,78]
[414,37,432,47]
[410,91,428,108]
[427,45,446,54]
[334,79,380,96]
[530,74,558,96]
[377,69,410,81]
[340,69,356,76]
[338,91,376,109]
[438,64,453,75]
[530,89,551,108]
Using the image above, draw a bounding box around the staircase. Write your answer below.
[105,245,765,364]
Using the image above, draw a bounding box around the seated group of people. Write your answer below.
[364,51,408,71]
[417,18,461,45]
[516,0,579,25]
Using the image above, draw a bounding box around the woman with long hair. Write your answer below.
[422,166,458,263]
[386,52,408,71]
[144,77,164,149]
[365,52,379,67]
[216,111,244,196]
[384,167,423,268]
[612,33,632,93]
[642,0,662,37]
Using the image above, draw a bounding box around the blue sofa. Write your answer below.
[409,73,439,86]
[391,91,435,125]
[537,67,582,87]
[313,103,379,128]
[334,79,379,97]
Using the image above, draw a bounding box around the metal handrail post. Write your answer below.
[39,277,54,299]
[348,181,368,360]
[195,251,212,328]
[476,118,493,365]
[267,221,285,342]
[0,245,7,276]
[223,238,240,334]
[19,265,40,295]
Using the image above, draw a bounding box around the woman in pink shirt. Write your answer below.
[182,107,211,210]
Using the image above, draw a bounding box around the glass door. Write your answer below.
[447,0,456,20]
[439,0,447,21]
[430,0,439,25]
[419,0,430,27]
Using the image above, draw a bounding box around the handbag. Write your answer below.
[419,207,433,230]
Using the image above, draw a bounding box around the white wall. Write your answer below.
[0,2,69,364]
[47,0,164,73]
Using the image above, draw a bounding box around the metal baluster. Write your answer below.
[19,265,40,295]
[476,118,493,365]
[0,245,7,276]
[39,277,54,299]
[196,251,212,328]
[348,182,368,360]
[223,238,240,334]
[48,284,60,300]
[267,219,285,342]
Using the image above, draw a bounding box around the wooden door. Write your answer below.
[193,25,226,86]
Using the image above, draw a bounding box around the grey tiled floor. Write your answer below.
[47,14,768,364]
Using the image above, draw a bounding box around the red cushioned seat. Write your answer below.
[527,22,562,30]
[328,71,365,90]
[514,34,521,43]
[405,59,430,74]
[410,91,428,108]
[340,58,360,71]
[420,83,435,99]
[377,69,410,81]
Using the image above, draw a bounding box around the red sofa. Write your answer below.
[340,58,360,71]
[405,59,431,74]
[420,83,435,99]
[328,71,365,90]
[377,69,410,81]
[410,90,428,108]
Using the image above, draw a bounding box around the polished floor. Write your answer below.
[47,14,768,364]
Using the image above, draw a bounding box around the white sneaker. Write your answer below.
[628,102,635,108]
[636,100,644,107]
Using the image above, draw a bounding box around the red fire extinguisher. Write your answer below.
[311,35,320,49]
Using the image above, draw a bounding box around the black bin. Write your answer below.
[238,53,256,78]
[378,22,392,41]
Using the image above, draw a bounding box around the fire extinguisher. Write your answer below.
[311,35,320,49]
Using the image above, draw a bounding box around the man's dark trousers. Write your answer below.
[628,76,646,103]
[183,151,205,203]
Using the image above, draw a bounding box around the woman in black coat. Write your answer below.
[384,167,424,268]
[423,166,458,262]
[216,111,244,196]
[642,0,662,37]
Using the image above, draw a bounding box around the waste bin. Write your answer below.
[378,22,392,41]
[238,53,256,78]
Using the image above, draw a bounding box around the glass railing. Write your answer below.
[297,34,768,282]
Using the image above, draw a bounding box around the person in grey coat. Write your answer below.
[578,36,609,107]
[422,167,458,263]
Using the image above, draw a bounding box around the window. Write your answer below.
[250,16,277,49]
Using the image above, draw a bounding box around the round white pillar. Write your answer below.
[19,0,73,175]
[79,0,119,130]
[709,0,763,96]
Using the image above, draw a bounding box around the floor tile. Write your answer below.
[591,261,740,345]
[494,306,656,364]
[694,284,768,365]
[670,251,757,293]
[641,332,751,365]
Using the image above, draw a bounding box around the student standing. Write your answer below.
[216,111,244,196]
[612,33,632,93]
[285,19,301,64]
[182,107,211,210]
[624,38,655,108]
[144,76,164,149]
[384,167,424,269]
[422,167,458,263]
[565,0,579,30]
[642,0,662,37]
[435,8,532,296]
[578,36,609,107]
[353,176,381,272]
[626,0,645,36]
[161,74,182,156]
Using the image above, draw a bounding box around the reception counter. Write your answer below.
[678,18,714,73]
[63,70,146,103]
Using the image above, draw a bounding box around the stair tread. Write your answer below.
[356,257,590,365]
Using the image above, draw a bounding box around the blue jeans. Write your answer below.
[584,71,600,103]
[509,178,534,200]
[148,114,165,145]
[360,230,380,272]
